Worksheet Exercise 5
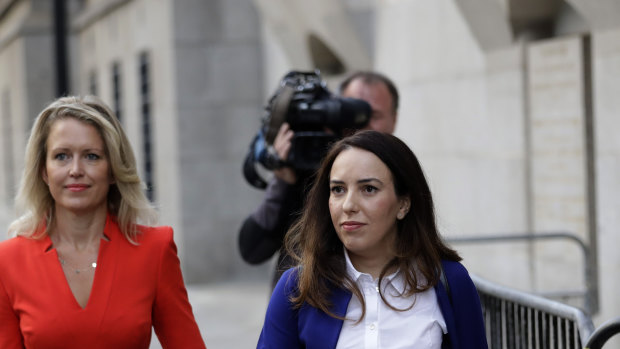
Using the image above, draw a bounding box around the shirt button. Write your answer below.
[370,323,376,331]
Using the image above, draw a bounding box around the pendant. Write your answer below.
[58,257,97,274]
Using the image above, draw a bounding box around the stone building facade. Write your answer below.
[1,0,619,329]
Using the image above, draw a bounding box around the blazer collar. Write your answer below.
[40,213,120,253]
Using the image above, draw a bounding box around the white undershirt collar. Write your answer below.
[343,248,407,296]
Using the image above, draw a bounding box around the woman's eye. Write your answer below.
[54,153,68,160]
[330,186,344,194]
[363,185,378,193]
[86,153,100,160]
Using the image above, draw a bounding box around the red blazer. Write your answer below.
[0,216,206,349]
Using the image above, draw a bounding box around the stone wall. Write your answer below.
[2,0,619,329]
[592,26,620,330]
[255,0,620,327]
[0,0,54,238]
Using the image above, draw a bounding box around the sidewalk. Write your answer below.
[150,280,271,349]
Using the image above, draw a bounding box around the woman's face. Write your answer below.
[42,118,113,216]
[328,147,409,264]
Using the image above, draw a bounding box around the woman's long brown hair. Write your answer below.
[285,130,461,321]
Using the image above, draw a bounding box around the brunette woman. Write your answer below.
[257,130,487,348]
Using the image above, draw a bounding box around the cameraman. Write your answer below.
[238,71,399,288]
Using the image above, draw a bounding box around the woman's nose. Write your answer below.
[69,159,84,177]
[342,192,358,213]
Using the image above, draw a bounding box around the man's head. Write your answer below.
[339,71,399,134]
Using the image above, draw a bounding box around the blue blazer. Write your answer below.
[257,260,488,349]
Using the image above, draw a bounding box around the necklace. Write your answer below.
[58,257,97,274]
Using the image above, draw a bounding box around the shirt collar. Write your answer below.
[343,248,408,296]
[389,270,408,296]
[344,248,363,282]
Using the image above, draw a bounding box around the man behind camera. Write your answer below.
[238,71,399,288]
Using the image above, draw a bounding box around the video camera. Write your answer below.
[243,70,372,189]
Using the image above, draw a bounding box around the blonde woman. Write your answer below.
[0,96,206,348]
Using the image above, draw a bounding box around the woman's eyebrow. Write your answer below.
[358,178,383,185]
[329,178,383,184]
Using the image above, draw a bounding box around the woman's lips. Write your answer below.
[341,221,365,231]
[65,184,89,192]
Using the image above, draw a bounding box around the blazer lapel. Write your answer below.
[87,215,121,329]
[299,285,352,349]
[326,286,352,347]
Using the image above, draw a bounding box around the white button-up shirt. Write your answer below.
[335,251,447,349]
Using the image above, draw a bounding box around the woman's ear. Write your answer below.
[397,197,411,220]
[42,167,48,185]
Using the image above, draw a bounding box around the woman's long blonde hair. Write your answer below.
[8,95,157,241]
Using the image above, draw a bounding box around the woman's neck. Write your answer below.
[347,250,396,280]
[50,207,108,251]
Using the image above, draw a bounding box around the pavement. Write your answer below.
[149,280,271,349]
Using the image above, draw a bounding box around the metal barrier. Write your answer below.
[473,274,594,348]
[585,317,620,349]
[448,232,598,315]
[448,232,620,347]
[473,274,620,348]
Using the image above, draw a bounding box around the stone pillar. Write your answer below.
[592,27,620,329]
[526,35,594,306]
[172,0,265,282]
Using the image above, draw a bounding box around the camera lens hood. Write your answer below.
[265,85,294,144]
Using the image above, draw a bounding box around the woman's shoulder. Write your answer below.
[267,267,301,320]
[440,259,466,272]
[0,236,45,262]
[0,237,20,256]
[273,267,301,296]
[278,267,299,285]
[440,259,474,285]
[132,225,174,246]
[0,235,40,251]
[136,224,173,235]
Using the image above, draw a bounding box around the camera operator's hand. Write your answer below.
[273,123,297,184]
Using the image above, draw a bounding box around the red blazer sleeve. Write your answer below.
[151,227,206,349]
[0,276,24,348]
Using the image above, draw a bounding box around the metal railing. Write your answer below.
[585,317,620,349]
[447,232,598,315]
[473,274,620,348]
[473,274,594,348]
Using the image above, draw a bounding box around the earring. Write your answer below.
[397,212,404,220]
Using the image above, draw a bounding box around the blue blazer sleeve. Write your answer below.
[257,268,302,348]
[437,260,488,349]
